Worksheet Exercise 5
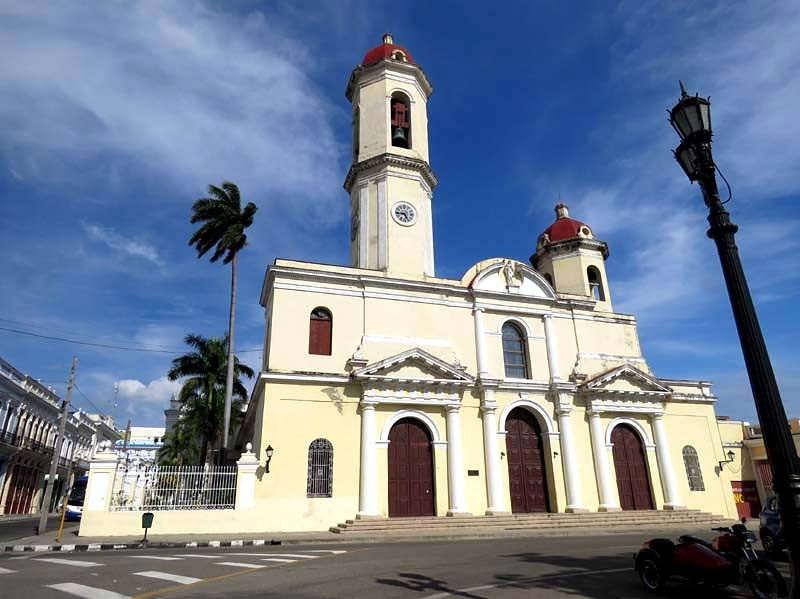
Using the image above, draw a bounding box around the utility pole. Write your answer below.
[38,356,76,536]
[122,419,131,452]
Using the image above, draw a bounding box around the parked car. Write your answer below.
[759,496,785,555]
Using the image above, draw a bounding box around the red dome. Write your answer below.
[541,203,591,243]
[543,217,588,242]
[362,34,414,66]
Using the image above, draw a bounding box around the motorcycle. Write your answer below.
[633,518,787,598]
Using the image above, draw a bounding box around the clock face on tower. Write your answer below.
[392,201,417,226]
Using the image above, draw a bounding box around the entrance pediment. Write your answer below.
[353,348,474,386]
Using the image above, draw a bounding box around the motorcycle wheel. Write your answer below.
[760,530,781,556]
[746,559,788,599]
[637,557,666,593]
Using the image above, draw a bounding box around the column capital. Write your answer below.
[472,306,486,315]
[479,403,498,414]
[359,399,378,410]
[648,411,665,422]
[555,403,574,416]
[445,404,461,414]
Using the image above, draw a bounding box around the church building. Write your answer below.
[237,35,740,531]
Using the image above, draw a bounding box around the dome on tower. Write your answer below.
[362,33,415,66]
[539,203,594,245]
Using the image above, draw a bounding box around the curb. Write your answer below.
[3,538,283,553]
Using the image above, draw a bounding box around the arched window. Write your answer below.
[502,322,529,379]
[307,438,333,498]
[682,445,705,491]
[587,266,605,301]
[309,307,332,355]
[390,92,411,149]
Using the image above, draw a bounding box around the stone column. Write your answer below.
[481,393,508,514]
[589,410,619,511]
[446,406,469,516]
[235,443,259,510]
[358,401,379,517]
[543,314,562,382]
[473,307,489,378]
[556,404,585,512]
[650,413,684,510]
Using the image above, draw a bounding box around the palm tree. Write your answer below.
[158,421,199,466]
[167,334,254,464]
[189,181,257,463]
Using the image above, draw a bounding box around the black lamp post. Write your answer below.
[669,82,800,596]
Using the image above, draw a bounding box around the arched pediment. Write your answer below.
[462,258,556,300]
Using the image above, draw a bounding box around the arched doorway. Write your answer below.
[611,424,654,510]
[388,418,435,517]
[505,408,550,513]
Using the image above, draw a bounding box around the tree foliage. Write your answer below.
[163,333,254,465]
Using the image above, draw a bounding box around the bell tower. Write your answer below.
[530,203,613,311]
[345,34,437,277]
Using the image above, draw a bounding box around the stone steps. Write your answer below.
[329,510,729,535]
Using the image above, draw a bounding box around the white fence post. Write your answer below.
[84,442,119,513]
[236,443,259,510]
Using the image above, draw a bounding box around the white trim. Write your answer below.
[358,182,369,268]
[499,316,532,337]
[605,417,655,449]
[260,372,349,383]
[379,409,444,445]
[497,398,556,435]
[377,178,387,270]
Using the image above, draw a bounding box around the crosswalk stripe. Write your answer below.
[34,558,102,568]
[0,567,15,574]
[229,552,318,559]
[172,554,224,559]
[133,571,201,585]
[46,582,130,599]
[130,556,183,561]
[215,561,263,568]
[306,550,348,554]
[260,558,296,563]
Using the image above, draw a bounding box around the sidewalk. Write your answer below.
[2,519,735,553]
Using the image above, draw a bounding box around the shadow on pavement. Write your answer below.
[375,572,488,598]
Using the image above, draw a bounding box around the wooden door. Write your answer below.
[506,408,550,513]
[612,424,654,510]
[388,418,435,517]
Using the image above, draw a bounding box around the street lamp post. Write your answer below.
[669,82,800,596]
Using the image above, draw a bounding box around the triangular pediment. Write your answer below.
[353,348,474,384]
[582,364,671,395]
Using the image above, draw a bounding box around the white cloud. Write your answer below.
[83,222,163,267]
[0,1,344,223]
[117,376,180,408]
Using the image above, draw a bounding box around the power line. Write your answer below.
[73,383,107,417]
[0,326,262,354]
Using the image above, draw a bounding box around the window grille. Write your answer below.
[682,445,705,491]
[502,322,529,379]
[307,438,333,498]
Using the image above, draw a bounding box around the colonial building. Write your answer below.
[0,357,103,515]
[234,35,745,532]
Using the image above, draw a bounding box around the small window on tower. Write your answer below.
[390,93,411,149]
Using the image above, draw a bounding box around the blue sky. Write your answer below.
[1,1,798,427]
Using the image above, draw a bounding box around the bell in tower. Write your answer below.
[391,97,410,148]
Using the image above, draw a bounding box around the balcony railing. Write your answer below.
[0,430,56,454]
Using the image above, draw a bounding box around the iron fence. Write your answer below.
[110,463,237,511]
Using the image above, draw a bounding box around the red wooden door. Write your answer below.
[611,424,653,510]
[506,408,550,513]
[388,419,435,517]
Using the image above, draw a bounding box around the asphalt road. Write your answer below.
[0,528,792,599]
[0,516,72,543]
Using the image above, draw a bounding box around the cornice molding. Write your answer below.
[344,153,438,193]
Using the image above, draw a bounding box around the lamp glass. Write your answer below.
[674,141,698,181]
[728,450,735,461]
[265,444,274,458]
[670,95,712,141]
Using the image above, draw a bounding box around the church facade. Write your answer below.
[237,35,740,532]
